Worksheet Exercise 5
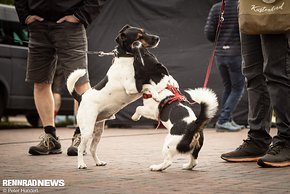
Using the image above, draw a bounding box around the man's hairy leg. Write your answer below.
[34,83,55,127]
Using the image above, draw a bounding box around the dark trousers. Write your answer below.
[241,33,290,149]
[215,55,245,124]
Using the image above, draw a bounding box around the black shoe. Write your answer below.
[257,144,290,167]
[67,133,81,156]
[29,133,62,155]
[221,139,268,162]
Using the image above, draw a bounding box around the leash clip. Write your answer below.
[220,11,225,22]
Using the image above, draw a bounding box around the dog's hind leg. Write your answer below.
[183,132,204,170]
[78,134,90,169]
[77,106,99,169]
[90,121,107,166]
[182,154,198,170]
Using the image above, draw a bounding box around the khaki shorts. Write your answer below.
[26,21,89,85]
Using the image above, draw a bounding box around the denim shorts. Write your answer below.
[26,21,89,84]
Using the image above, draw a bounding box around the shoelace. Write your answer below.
[236,139,252,150]
[267,144,283,155]
[38,134,55,149]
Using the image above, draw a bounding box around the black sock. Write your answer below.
[74,127,81,135]
[44,126,56,138]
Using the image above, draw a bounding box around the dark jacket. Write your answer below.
[204,0,241,56]
[14,0,100,27]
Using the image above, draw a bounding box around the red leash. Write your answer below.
[203,0,225,88]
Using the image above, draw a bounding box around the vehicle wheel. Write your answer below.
[0,94,4,121]
[25,113,40,128]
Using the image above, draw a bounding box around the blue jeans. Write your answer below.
[241,33,290,148]
[215,55,245,124]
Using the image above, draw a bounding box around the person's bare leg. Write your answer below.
[28,83,62,155]
[53,93,61,116]
[34,83,55,127]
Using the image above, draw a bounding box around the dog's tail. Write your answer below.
[176,88,218,153]
[66,69,87,103]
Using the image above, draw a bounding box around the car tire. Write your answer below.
[0,94,4,120]
[25,113,40,128]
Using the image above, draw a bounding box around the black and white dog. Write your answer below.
[132,67,218,171]
[67,25,172,169]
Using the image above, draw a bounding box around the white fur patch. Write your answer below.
[185,88,218,119]
[67,69,87,94]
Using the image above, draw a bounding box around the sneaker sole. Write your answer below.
[29,149,62,155]
[221,156,261,162]
[216,128,241,132]
[257,159,290,168]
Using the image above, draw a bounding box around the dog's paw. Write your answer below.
[149,164,163,171]
[78,163,88,169]
[182,163,194,170]
[182,160,197,170]
[96,161,107,166]
[131,113,140,121]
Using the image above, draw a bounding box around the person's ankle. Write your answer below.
[44,125,57,138]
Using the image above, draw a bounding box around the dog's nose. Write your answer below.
[152,35,160,42]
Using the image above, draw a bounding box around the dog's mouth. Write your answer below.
[138,34,160,49]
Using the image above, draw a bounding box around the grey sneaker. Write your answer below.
[221,139,268,162]
[29,133,62,155]
[231,120,245,129]
[67,133,81,156]
[257,144,290,167]
[216,121,241,132]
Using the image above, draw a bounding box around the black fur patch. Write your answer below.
[92,76,109,91]
[176,102,208,153]
[159,101,191,135]
[133,48,169,92]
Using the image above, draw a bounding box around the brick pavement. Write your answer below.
[0,127,289,194]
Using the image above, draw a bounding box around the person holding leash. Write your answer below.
[204,0,245,132]
[14,0,100,156]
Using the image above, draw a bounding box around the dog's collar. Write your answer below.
[115,46,134,58]
[158,85,187,113]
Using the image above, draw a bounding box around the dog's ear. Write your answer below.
[115,32,126,46]
[119,24,131,33]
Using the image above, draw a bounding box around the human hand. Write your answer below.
[25,15,44,24]
[56,15,80,24]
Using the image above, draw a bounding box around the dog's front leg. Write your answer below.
[90,121,107,166]
[168,75,179,89]
[132,104,157,121]
[131,106,142,121]
[142,84,160,101]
